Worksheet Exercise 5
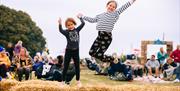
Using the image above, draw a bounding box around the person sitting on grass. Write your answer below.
[146,55,160,78]
[124,59,143,78]
[35,55,53,79]
[47,57,76,85]
[108,53,133,81]
[162,57,177,81]
[16,47,32,81]
[85,57,101,74]
[0,47,12,79]
[32,55,43,71]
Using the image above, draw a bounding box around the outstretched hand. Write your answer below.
[132,0,136,2]
[130,0,136,4]
[77,13,83,18]
[58,18,62,25]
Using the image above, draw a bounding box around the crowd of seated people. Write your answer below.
[108,53,133,81]
[84,45,180,83]
[85,53,133,81]
[0,41,179,83]
[0,41,77,85]
[0,41,33,81]
[34,54,76,84]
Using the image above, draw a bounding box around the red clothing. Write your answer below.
[170,49,180,63]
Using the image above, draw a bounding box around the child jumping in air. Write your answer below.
[78,0,136,62]
[58,16,85,86]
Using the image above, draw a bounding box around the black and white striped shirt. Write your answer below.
[82,2,131,32]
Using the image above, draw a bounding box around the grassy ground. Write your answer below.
[70,69,180,86]
[0,68,180,91]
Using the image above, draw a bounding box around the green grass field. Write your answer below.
[1,69,180,91]
[70,69,180,87]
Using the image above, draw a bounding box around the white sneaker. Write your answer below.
[173,79,180,83]
[160,74,163,79]
[6,72,13,79]
[77,81,82,87]
[60,81,65,86]
[134,77,143,81]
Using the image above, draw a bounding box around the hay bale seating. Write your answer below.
[0,79,18,91]
[0,79,179,91]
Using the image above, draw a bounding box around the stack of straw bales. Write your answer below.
[0,79,179,91]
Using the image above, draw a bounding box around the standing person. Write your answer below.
[6,42,14,62]
[157,47,168,65]
[171,45,180,64]
[170,45,180,82]
[6,43,16,78]
[58,15,85,87]
[14,40,23,58]
[157,47,168,74]
[78,0,136,62]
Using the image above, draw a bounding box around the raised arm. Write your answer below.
[58,18,67,35]
[76,14,85,31]
[116,0,136,15]
[77,18,85,31]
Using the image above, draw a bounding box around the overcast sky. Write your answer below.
[2,0,180,58]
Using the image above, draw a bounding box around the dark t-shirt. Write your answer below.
[6,47,14,56]
[59,18,85,49]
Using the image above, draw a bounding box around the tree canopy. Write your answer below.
[0,5,46,56]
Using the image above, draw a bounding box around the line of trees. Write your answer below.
[0,5,46,56]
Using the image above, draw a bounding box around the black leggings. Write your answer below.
[89,31,113,62]
[62,49,80,81]
[17,67,31,81]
